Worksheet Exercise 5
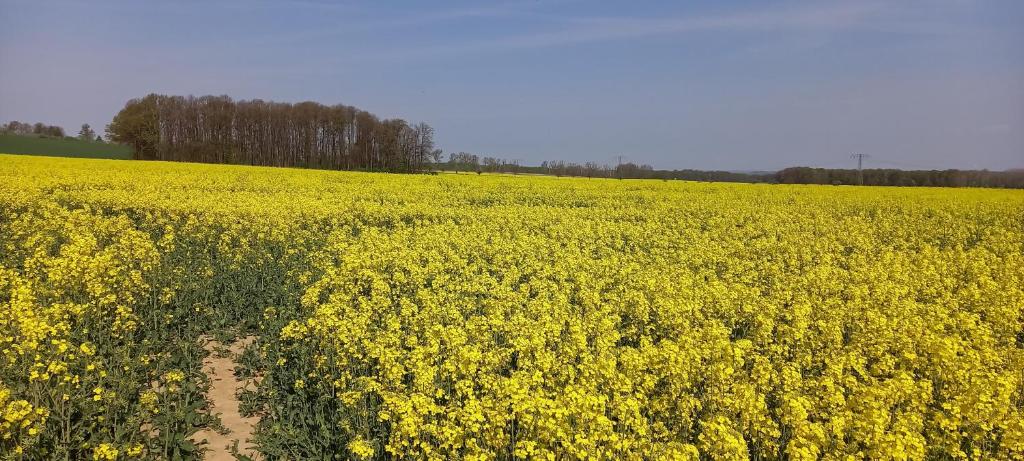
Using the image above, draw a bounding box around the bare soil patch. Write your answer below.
[194,336,260,461]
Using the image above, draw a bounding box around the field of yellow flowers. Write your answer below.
[1,153,1023,460]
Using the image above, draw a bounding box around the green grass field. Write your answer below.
[0,134,132,159]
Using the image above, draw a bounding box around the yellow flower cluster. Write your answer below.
[1,384,48,456]
[0,153,1022,460]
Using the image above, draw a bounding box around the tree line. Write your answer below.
[437,155,774,182]
[775,167,1024,189]
[2,121,66,138]
[3,120,105,142]
[441,154,632,177]
[436,154,1022,188]
[105,94,440,172]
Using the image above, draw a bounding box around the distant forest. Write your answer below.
[105,94,440,172]
[774,167,1024,189]
[438,154,1024,189]
[2,121,67,138]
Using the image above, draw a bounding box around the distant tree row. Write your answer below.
[2,121,66,138]
[445,152,482,172]
[443,153,526,174]
[440,155,612,176]
[105,94,440,172]
[435,155,1021,188]
[437,156,777,181]
[776,167,1024,189]
[439,155,619,177]
[540,162,1023,187]
[540,160,618,178]
[2,121,105,142]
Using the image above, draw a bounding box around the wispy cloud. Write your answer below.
[567,2,885,33]
[357,2,889,62]
[250,0,570,47]
[228,2,902,76]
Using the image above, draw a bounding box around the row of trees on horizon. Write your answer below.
[444,153,669,178]
[1,120,103,142]
[774,166,1024,189]
[437,153,1024,188]
[105,94,440,172]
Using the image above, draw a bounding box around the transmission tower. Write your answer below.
[851,153,870,185]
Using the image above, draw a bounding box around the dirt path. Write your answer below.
[194,336,261,461]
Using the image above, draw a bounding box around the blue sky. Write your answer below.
[1,0,1021,170]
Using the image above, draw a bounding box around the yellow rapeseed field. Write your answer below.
[1,153,1022,460]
